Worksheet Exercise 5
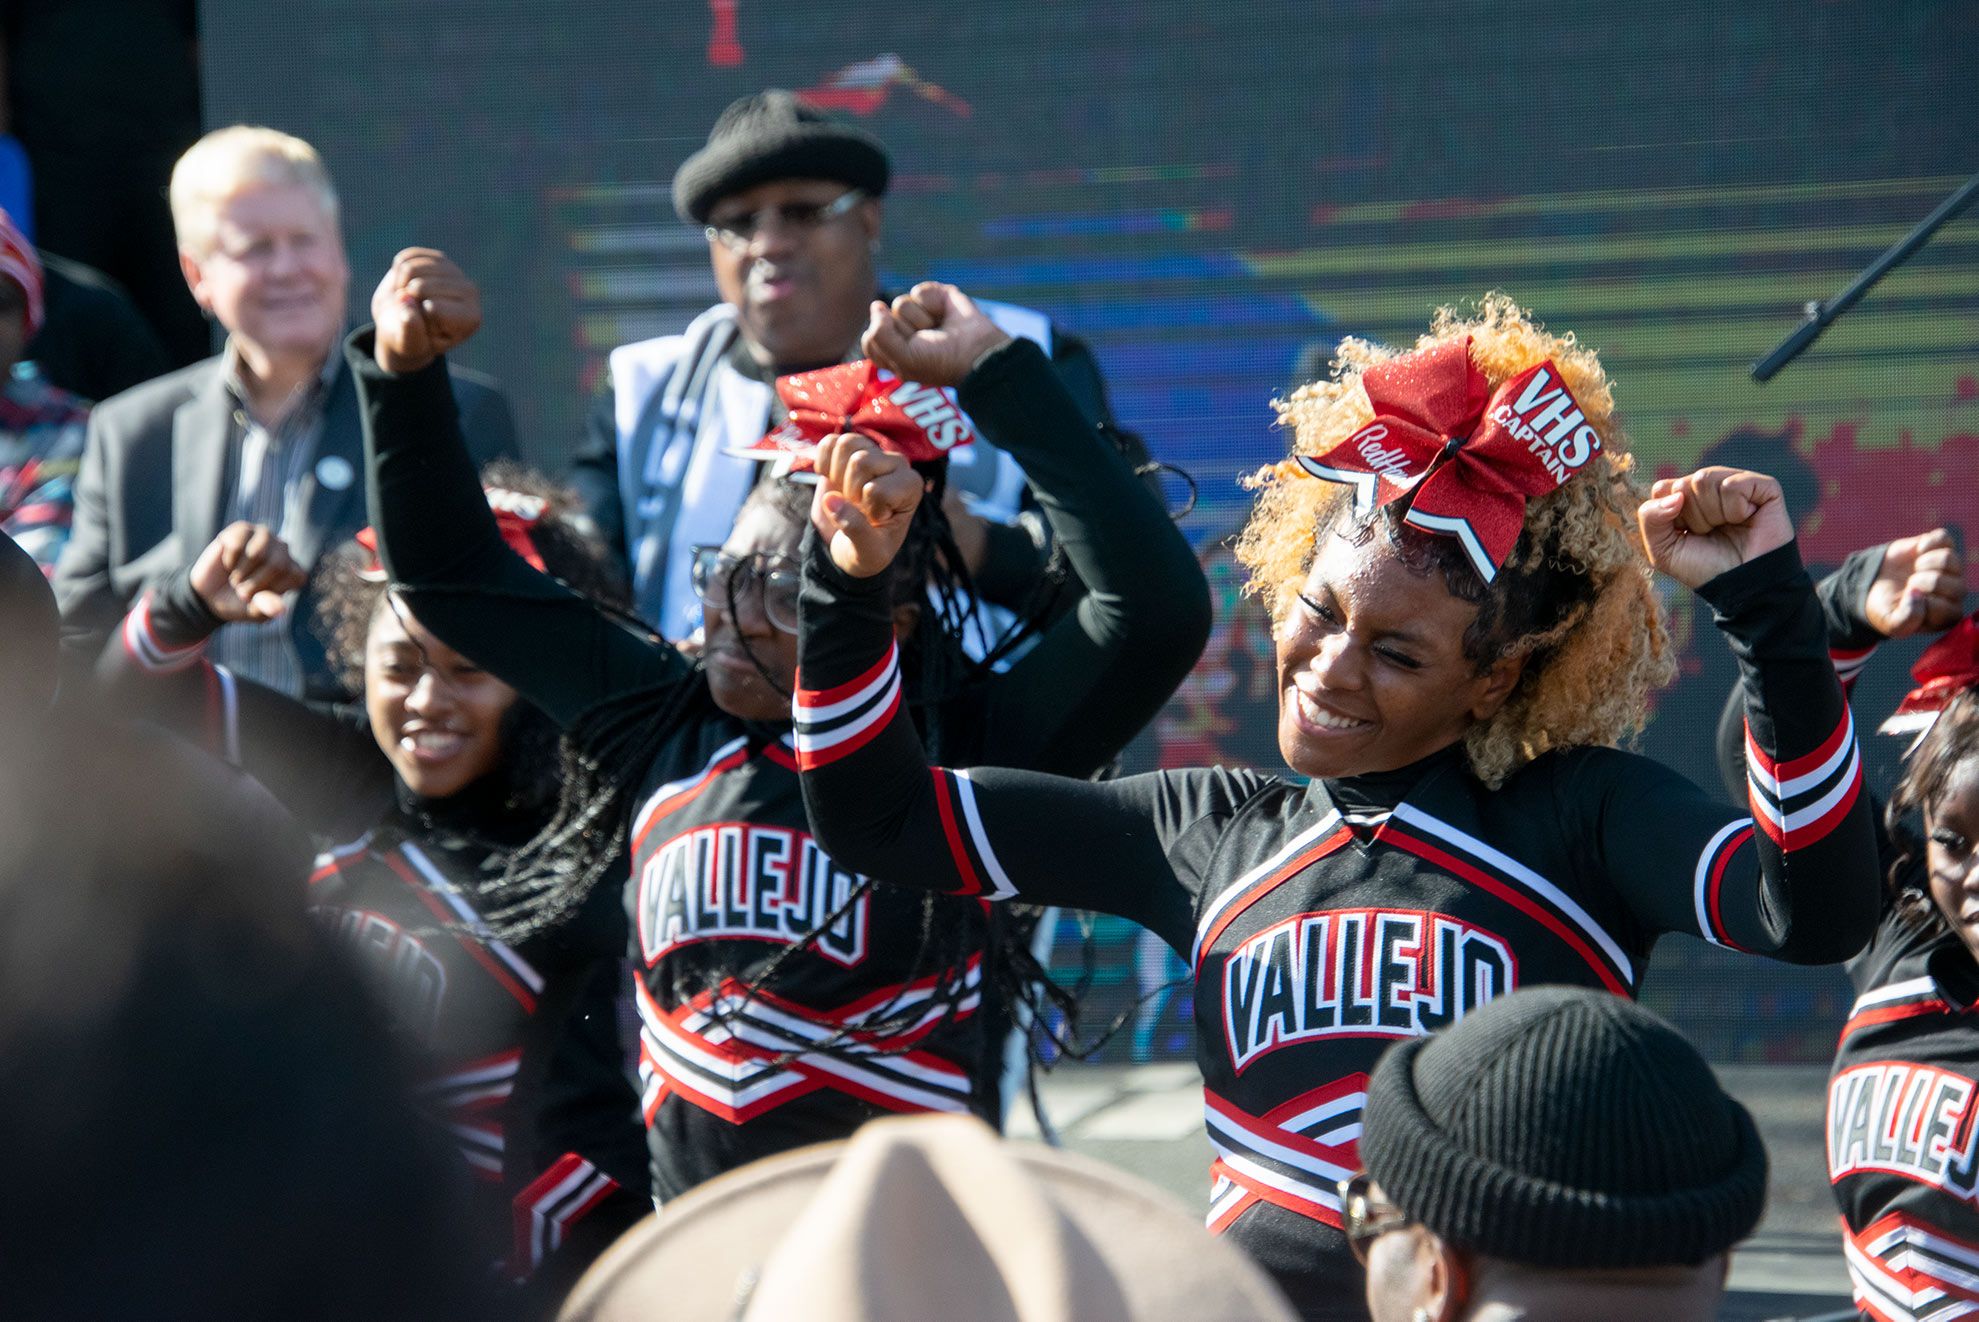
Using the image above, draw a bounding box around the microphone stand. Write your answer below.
[1751,171,1979,382]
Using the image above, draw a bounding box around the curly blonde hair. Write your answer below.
[1233,293,1674,787]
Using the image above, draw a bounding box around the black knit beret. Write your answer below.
[673,90,890,224]
[1360,986,1767,1269]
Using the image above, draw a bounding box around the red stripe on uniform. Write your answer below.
[1384,827,1628,994]
[1706,824,1755,953]
[1206,1187,1259,1234]
[1746,710,1851,782]
[1194,828,1353,971]
[1211,1158,1343,1229]
[931,769,985,896]
[631,746,751,852]
[1840,998,1954,1041]
[385,853,539,1012]
[793,682,900,771]
[1750,762,1863,851]
[795,645,895,709]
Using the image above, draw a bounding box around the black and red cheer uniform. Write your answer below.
[106,578,647,1294]
[796,532,1881,1321]
[1754,548,1979,1322]
[353,331,1207,1200]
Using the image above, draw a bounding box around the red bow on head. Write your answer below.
[1880,613,1979,735]
[355,488,548,582]
[1291,337,1603,583]
[728,359,976,473]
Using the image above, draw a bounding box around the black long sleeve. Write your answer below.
[350,332,691,731]
[935,336,1210,775]
[1715,544,1884,803]
[802,538,1879,966]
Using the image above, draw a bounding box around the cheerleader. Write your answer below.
[1747,530,1979,1321]
[795,295,1882,1320]
[353,253,1208,1201]
[101,475,648,1301]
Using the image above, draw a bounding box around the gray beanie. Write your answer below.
[673,90,890,224]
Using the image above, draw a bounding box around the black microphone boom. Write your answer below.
[1752,171,1979,383]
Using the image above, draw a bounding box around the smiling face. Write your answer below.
[1926,758,1979,962]
[707,177,880,371]
[366,597,518,801]
[1274,527,1523,780]
[180,181,349,366]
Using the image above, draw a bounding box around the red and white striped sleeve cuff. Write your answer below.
[120,591,206,674]
[508,1153,619,1281]
[792,642,903,771]
[1831,644,1875,694]
[929,768,1019,900]
[1745,708,1864,851]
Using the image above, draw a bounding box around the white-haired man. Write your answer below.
[54,125,517,698]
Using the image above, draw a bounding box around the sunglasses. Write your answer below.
[1338,1172,1414,1264]
[704,188,866,252]
[690,546,801,634]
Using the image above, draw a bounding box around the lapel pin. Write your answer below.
[315,454,355,492]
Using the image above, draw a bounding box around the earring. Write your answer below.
[1412,1310,1433,1322]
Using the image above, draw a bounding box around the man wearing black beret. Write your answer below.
[570,89,1134,644]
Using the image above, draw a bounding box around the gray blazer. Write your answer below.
[53,349,518,697]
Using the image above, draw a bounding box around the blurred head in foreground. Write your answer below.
[0,531,489,1322]
[562,1112,1298,1322]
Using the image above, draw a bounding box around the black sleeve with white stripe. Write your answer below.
[1615,542,1879,963]
[795,529,1235,954]
[1714,544,1888,802]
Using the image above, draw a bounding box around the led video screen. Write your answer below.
[205,0,1979,1060]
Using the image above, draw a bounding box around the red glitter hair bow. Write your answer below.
[728,359,975,472]
[1880,613,1979,736]
[354,488,549,582]
[1291,337,1603,583]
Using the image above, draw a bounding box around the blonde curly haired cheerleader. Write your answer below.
[797,291,1881,1320]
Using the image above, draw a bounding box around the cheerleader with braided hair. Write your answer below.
[355,250,1208,1203]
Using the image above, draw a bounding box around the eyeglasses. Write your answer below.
[1338,1172,1414,1264]
[690,546,800,633]
[703,189,865,252]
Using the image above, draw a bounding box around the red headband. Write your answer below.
[729,359,975,472]
[355,488,548,582]
[1290,337,1602,582]
[1881,613,1979,736]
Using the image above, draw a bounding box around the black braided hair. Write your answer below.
[475,431,1192,1083]
[1885,689,1979,936]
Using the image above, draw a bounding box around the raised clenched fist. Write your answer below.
[860,282,1011,388]
[1864,527,1965,638]
[190,521,308,622]
[808,433,925,580]
[1638,466,1795,591]
[370,248,482,374]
